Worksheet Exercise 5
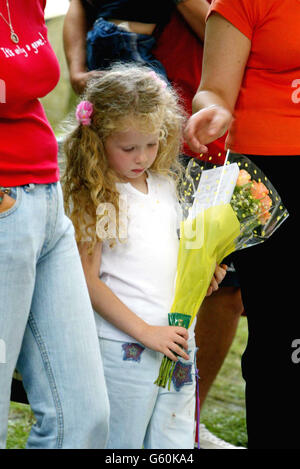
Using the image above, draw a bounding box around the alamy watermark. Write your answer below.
[96,194,128,240]
[291,79,300,104]
[291,339,300,364]
[95,194,206,249]
[0,339,6,364]
[0,79,6,103]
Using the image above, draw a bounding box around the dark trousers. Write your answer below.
[230,155,299,449]
[86,17,167,78]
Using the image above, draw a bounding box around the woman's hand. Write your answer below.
[184,105,232,153]
[139,325,190,362]
[70,70,104,95]
[183,13,251,154]
[206,263,228,297]
[0,193,16,214]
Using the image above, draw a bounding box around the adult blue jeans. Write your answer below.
[86,17,167,79]
[0,183,109,448]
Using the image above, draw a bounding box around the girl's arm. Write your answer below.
[176,0,210,42]
[78,241,190,362]
[184,12,251,153]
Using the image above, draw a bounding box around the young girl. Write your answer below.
[63,64,226,449]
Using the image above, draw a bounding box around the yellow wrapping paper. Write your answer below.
[155,203,240,389]
[173,203,241,328]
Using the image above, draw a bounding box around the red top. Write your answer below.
[0,0,60,186]
[208,0,300,155]
[153,6,227,165]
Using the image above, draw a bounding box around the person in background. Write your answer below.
[0,0,109,449]
[63,0,245,449]
[184,0,300,449]
[64,0,176,93]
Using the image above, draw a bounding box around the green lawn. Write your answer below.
[7,403,34,450]
[7,318,248,449]
[200,317,248,448]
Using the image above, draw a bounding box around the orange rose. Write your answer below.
[260,194,272,211]
[251,181,269,200]
[259,194,272,224]
[259,210,271,224]
[236,169,251,187]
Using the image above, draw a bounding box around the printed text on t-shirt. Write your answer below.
[0,33,47,59]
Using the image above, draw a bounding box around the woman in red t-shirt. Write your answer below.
[185,0,300,449]
[0,0,108,448]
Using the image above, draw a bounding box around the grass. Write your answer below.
[7,403,35,450]
[200,317,248,448]
[7,318,248,449]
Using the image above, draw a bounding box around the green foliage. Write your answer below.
[231,184,260,221]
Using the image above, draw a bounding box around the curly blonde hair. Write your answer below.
[63,64,186,252]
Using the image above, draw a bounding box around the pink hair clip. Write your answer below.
[75,100,94,126]
[148,71,167,89]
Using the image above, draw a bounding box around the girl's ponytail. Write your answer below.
[62,117,108,250]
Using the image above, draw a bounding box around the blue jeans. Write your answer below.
[99,336,196,449]
[86,17,167,78]
[0,183,109,448]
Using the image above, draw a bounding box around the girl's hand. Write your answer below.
[206,263,228,297]
[139,325,189,362]
[184,105,232,153]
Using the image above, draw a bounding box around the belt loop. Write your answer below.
[24,183,35,192]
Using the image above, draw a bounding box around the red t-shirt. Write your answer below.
[208,0,300,155]
[153,7,227,165]
[0,0,60,186]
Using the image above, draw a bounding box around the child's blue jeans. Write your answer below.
[99,336,196,449]
[86,17,167,78]
[0,183,109,448]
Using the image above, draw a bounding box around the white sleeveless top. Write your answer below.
[94,171,183,343]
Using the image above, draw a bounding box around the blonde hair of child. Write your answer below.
[63,64,186,252]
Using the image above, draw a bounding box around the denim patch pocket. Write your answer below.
[0,186,22,219]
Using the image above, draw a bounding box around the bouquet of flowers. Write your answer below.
[154,152,289,389]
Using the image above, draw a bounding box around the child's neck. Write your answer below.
[120,172,149,194]
[130,177,148,194]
